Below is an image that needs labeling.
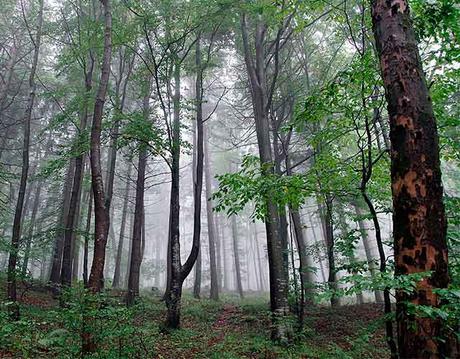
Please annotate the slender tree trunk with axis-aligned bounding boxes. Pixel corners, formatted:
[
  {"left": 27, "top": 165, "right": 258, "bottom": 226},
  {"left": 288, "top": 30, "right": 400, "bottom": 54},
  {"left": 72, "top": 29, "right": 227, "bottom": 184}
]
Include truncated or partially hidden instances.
[
  {"left": 220, "top": 215, "right": 228, "bottom": 291},
  {"left": 353, "top": 203, "right": 384, "bottom": 303},
  {"left": 126, "top": 83, "right": 150, "bottom": 306},
  {"left": 83, "top": 190, "right": 92, "bottom": 287},
  {"left": 215, "top": 214, "right": 222, "bottom": 291},
  {"left": 7, "top": 0, "right": 44, "bottom": 320},
  {"left": 309, "top": 214, "right": 326, "bottom": 283},
  {"left": 21, "top": 180, "right": 42, "bottom": 276},
  {"left": 49, "top": 160, "right": 75, "bottom": 286},
  {"left": 112, "top": 163, "right": 132, "bottom": 288},
  {"left": 318, "top": 198, "right": 339, "bottom": 307},
  {"left": 87, "top": 0, "right": 112, "bottom": 293},
  {"left": 254, "top": 224, "right": 265, "bottom": 292},
  {"left": 191, "top": 37, "right": 204, "bottom": 300},
  {"left": 204, "top": 125, "right": 218, "bottom": 300},
  {"left": 231, "top": 215, "right": 244, "bottom": 298},
  {"left": 289, "top": 208, "right": 314, "bottom": 300}
]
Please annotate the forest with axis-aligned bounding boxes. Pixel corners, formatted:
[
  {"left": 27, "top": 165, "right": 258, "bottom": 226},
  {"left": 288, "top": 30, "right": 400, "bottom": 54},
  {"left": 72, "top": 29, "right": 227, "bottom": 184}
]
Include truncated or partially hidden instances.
[{"left": 0, "top": 0, "right": 459, "bottom": 357}]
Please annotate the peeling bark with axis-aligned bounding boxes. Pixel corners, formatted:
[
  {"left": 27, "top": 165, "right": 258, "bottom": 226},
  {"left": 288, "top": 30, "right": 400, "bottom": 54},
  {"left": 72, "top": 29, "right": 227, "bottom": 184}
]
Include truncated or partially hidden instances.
[{"left": 372, "top": 0, "right": 453, "bottom": 356}]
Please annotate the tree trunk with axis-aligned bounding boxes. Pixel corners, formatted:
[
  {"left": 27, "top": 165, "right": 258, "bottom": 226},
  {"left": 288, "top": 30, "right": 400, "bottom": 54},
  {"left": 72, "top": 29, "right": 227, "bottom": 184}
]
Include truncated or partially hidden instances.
[
  {"left": 204, "top": 125, "right": 218, "bottom": 301},
  {"left": 289, "top": 208, "right": 315, "bottom": 300},
  {"left": 21, "top": 180, "right": 42, "bottom": 276},
  {"left": 231, "top": 215, "right": 244, "bottom": 298},
  {"left": 49, "top": 159, "right": 75, "bottom": 286},
  {"left": 372, "top": 0, "right": 452, "bottom": 355},
  {"left": 7, "top": 0, "right": 44, "bottom": 320},
  {"left": 318, "top": 198, "right": 339, "bottom": 307},
  {"left": 353, "top": 203, "right": 384, "bottom": 303},
  {"left": 191, "top": 36, "right": 204, "bottom": 300},
  {"left": 253, "top": 223, "right": 265, "bottom": 292},
  {"left": 87, "top": 0, "right": 112, "bottom": 293},
  {"left": 126, "top": 83, "right": 150, "bottom": 306},
  {"left": 240, "top": 14, "right": 291, "bottom": 341},
  {"left": 83, "top": 189, "right": 93, "bottom": 286},
  {"left": 112, "top": 163, "right": 132, "bottom": 288},
  {"left": 165, "top": 59, "right": 186, "bottom": 329}
]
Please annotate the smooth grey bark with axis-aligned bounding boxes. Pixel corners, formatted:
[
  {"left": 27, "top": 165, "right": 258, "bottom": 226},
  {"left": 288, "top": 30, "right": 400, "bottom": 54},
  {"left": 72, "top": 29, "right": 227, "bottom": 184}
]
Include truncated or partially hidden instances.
[
  {"left": 191, "top": 42, "right": 204, "bottom": 299},
  {"left": 112, "top": 163, "right": 132, "bottom": 288},
  {"left": 231, "top": 215, "right": 244, "bottom": 298},
  {"left": 204, "top": 125, "right": 218, "bottom": 300},
  {"left": 83, "top": 189, "right": 93, "bottom": 287}
]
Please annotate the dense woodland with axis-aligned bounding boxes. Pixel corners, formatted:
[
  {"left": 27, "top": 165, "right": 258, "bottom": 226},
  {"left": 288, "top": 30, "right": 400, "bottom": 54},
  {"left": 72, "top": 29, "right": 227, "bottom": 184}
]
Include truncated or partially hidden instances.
[{"left": 0, "top": 0, "right": 459, "bottom": 357}]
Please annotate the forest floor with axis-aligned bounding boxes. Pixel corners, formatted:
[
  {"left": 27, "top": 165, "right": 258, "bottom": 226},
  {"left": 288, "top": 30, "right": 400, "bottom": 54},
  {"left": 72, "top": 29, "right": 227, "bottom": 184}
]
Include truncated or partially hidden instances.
[{"left": 0, "top": 279, "right": 390, "bottom": 358}]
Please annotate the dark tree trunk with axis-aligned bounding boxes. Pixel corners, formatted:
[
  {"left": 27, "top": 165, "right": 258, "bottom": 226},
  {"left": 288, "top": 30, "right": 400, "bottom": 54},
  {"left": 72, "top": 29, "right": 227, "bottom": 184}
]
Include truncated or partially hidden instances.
[
  {"left": 21, "top": 180, "right": 42, "bottom": 276},
  {"left": 231, "top": 215, "right": 244, "bottom": 298},
  {"left": 7, "top": 0, "right": 44, "bottom": 320},
  {"left": 49, "top": 160, "right": 75, "bottom": 286},
  {"left": 191, "top": 36, "right": 204, "bottom": 300},
  {"left": 126, "top": 83, "right": 150, "bottom": 306},
  {"left": 112, "top": 163, "right": 132, "bottom": 288},
  {"left": 318, "top": 198, "right": 339, "bottom": 307},
  {"left": 241, "top": 14, "right": 291, "bottom": 341},
  {"left": 87, "top": 0, "right": 112, "bottom": 293},
  {"left": 372, "top": 0, "right": 453, "bottom": 356},
  {"left": 83, "top": 190, "right": 93, "bottom": 287},
  {"left": 165, "top": 59, "right": 185, "bottom": 329},
  {"left": 204, "top": 125, "right": 218, "bottom": 301}
]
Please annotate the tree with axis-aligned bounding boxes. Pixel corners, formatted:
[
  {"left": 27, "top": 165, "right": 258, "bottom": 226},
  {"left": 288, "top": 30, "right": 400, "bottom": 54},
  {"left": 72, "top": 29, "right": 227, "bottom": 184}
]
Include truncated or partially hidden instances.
[
  {"left": 6, "top": 0, "right": 44, "bottom": 320},
  {"left": 87, "top": 0, "right": 112, "bottom": 293},
  {"left": 127, "top": 80, "right": 151, "bottom": 306},
  {"left": 371, "top": 0, "right": 452, "bottom": 356}
]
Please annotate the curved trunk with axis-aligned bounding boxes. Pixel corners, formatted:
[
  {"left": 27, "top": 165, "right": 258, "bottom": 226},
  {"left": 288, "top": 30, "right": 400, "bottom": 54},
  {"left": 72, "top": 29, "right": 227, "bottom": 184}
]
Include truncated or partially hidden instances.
[{"left": 87, "top": 0, "right": 112, "bottom": 293}]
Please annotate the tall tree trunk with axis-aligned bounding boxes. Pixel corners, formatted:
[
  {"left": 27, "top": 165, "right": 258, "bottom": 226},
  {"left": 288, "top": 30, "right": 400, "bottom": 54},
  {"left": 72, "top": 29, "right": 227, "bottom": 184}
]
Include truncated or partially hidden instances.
[
  {"left": 204, "top": 125, "right": 218, "bottom": 301},
  {"left": 215, "top": 214, "right": 222, "bottom": 291},
  {"left": 220, "top": 215, "right": 228, "bottom": 291},
  {"left": 240, "top": 15, "right": 291, "bottom": 341},
  {"left": 7, "top": 0, "right": 44, "bottom": 320},
  {"left": 72, "top": 185, "right": 88, "bottom": 282},
  {"left": 21, "top": 180, "right": 42, "bottom": 276},
  {"left": 231, "top": 215, "right": 244, "bottom": 298},
  {"left": 372, "top": 0, "right": 453, "bottom": 355},
  {"left": 191, "top": 37, "right": 204, "bottom": 299},
  {"left": 112, "top": 163, "right": 132, "bottom": 288},
  {"left": 165, "top": 59, "right": 183, "bottom": 329},
  {"left": 87, "top": 0, "right": 112, "bottom": 293},
  {"left": 83, "top": 189, "right": 93, "bottom": 286},
  {"left": 49, "top": 160, "right": 75, "bottom": 286},
  {"left": 126, "top": 83, "right": 150, "bottom": 306}
]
